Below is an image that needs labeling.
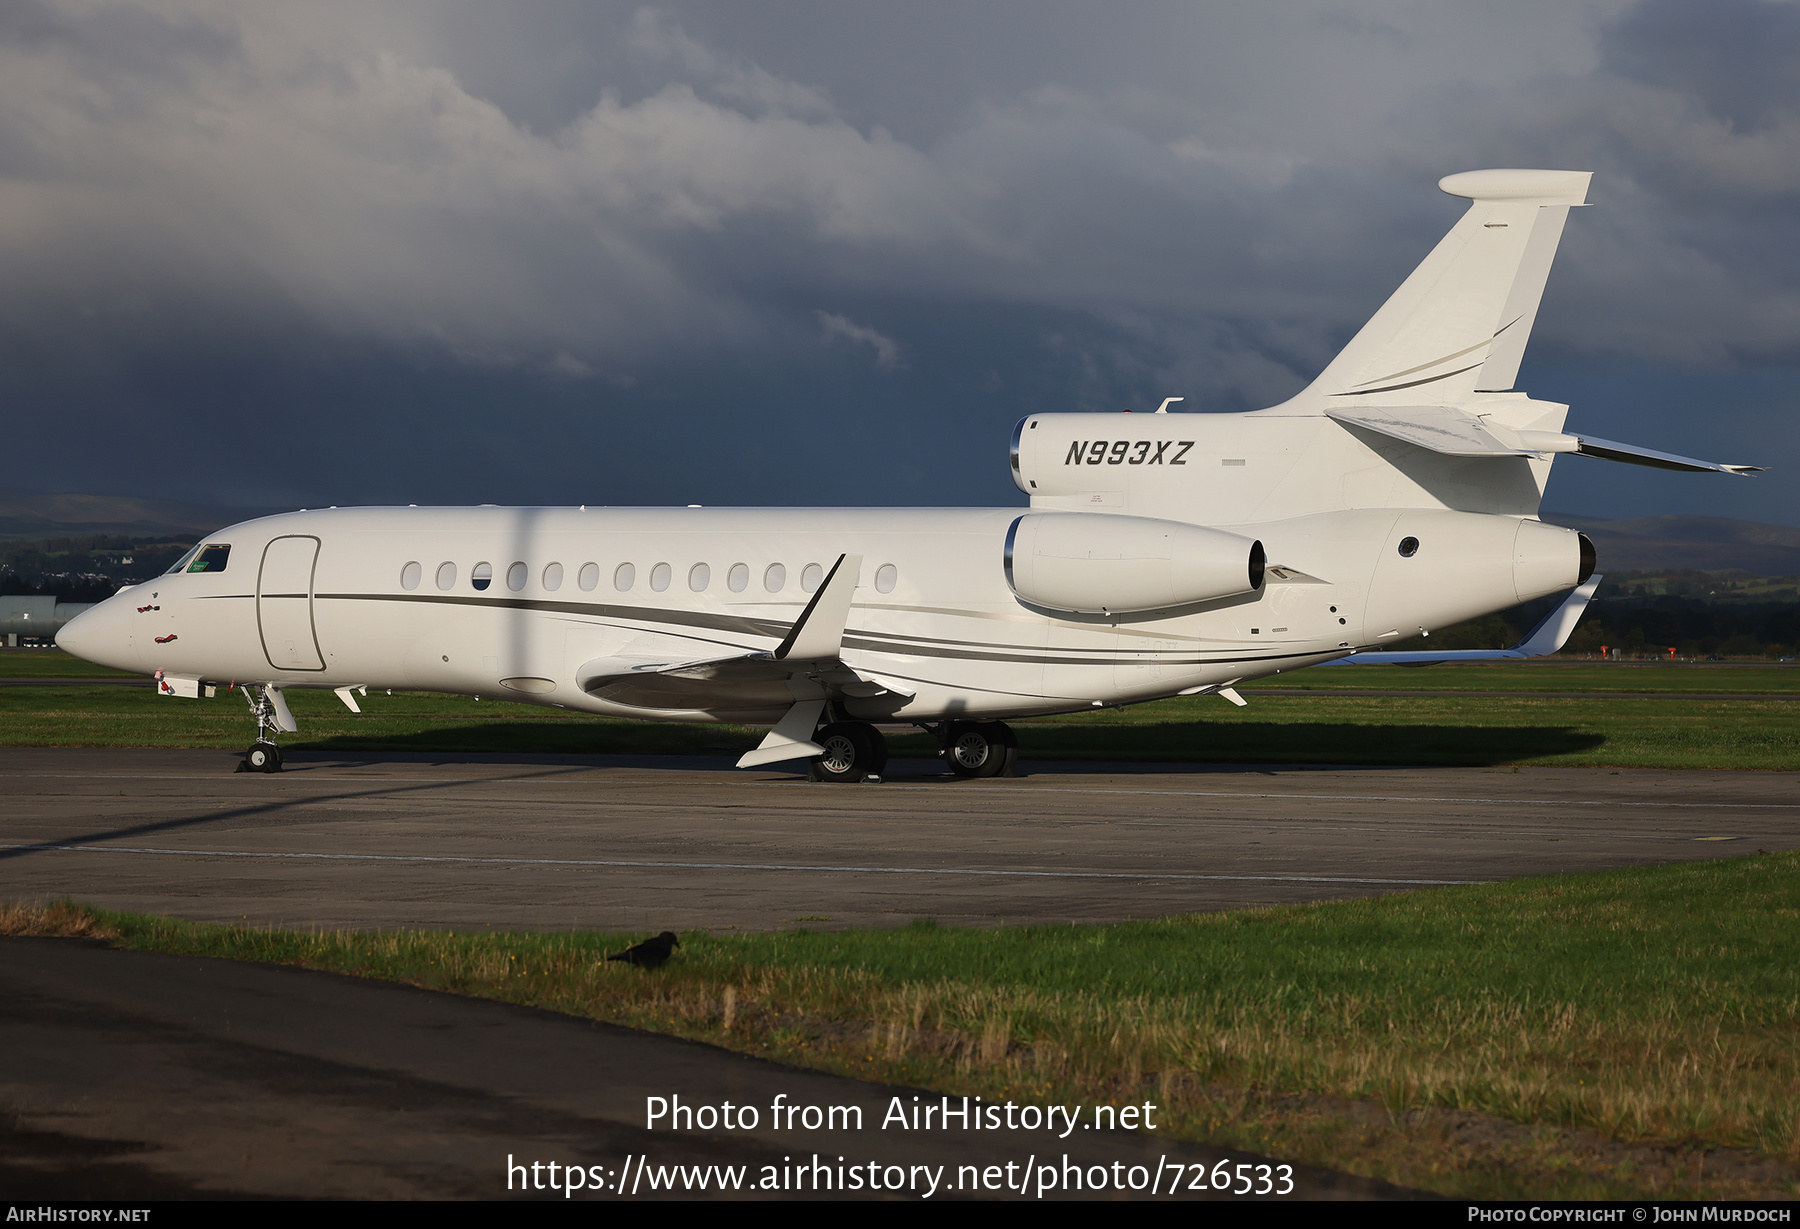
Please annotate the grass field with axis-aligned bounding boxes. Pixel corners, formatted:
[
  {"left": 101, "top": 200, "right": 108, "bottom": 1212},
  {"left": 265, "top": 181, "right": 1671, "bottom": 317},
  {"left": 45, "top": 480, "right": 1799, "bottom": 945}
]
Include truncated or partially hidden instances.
[
  {"left": 3, "top": 650, "right": 1797, "bottom": 769},
  {"left": 12, "top": 850, "right": 1800, "bottom": 1199}
]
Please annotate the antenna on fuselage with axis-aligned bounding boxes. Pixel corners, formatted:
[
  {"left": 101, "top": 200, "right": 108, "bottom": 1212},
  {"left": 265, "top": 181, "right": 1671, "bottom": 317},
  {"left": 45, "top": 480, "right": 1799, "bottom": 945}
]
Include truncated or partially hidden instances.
[{"left": 1154, "top": 397, "right": 1183, "bottom": 414}]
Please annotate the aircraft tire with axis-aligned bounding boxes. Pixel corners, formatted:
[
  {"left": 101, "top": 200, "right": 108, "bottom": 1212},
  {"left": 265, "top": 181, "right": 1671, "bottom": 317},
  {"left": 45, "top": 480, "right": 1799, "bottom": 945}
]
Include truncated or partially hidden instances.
[
  {"left": 945, "top": 721, "right": 1014, "bottom": 779},
  {"left": 811, "top": 722, "right": 884, "bottom": 783},
  {"left": 244, "top": 741, "right": 283, "bottom": 773}
]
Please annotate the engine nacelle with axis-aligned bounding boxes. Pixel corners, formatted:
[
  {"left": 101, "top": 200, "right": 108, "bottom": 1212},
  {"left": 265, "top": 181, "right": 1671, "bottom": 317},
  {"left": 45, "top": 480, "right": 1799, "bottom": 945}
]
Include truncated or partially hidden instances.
[{"left": 1004, "top": 513, "right": 1264, "bottom": 615}]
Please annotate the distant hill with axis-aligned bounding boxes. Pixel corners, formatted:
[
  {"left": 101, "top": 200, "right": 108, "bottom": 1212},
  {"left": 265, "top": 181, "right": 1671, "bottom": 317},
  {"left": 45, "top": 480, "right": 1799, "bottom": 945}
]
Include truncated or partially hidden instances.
[
  {"left": 0, "top": 491, "right": 286, "bottom": 540},
  {"left": 1543, "top": 513, "right": 1800, "bottom": 576}
]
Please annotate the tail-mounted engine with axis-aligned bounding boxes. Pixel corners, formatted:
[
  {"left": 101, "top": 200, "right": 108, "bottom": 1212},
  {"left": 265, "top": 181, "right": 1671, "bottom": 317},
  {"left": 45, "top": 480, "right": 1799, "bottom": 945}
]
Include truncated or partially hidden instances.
[{"left": 1005, "top": 513, "right": 1264, "bottom": 616}]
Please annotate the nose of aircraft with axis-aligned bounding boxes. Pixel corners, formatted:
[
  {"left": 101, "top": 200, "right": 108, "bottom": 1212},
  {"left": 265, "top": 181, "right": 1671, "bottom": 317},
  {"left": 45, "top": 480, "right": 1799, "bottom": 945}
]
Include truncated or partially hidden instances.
[{"left": 56, "top": 591, "right": 141, "bottom": 674}]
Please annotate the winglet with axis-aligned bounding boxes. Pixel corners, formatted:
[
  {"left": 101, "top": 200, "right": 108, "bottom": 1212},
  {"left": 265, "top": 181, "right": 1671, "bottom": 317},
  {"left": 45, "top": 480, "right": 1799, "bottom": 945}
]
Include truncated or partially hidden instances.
[{"left": 774, "top": 553, "right": 862, "bottom": 662}]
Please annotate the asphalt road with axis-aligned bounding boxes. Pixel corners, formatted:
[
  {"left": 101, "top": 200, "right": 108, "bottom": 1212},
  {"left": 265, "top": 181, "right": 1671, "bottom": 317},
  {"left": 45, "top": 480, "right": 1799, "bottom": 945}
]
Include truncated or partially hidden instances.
[
  {"left": 0, "top": 937, "right": 1412, "bottom": 1200},
  {"left": 2, "top": 747, "right": 1795, "bottom": 932}
]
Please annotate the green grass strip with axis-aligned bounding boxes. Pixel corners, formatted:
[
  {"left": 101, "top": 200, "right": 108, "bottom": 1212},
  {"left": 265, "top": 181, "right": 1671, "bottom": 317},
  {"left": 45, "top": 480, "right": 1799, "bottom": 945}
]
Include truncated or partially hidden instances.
[
  {"left": 13, "top": 851, "right": 1800, "bottom": 1198},
  {"left": 6, "top": 682, "right": 1798, "bottom": 769}
]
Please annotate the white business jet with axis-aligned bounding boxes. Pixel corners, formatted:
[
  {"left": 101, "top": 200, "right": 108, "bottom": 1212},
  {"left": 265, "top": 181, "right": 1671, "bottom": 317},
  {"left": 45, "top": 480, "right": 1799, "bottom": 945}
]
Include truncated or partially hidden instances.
[{"left": 57, "top": 169, "right": 1757, "bottom": 778}]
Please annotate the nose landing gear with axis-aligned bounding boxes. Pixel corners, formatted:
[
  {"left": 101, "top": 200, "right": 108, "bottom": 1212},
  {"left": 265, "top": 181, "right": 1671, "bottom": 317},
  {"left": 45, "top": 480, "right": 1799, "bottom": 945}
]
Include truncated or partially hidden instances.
[
  {"left": 235, "top": 684, "right": 286, "bottom": 774},
  {"left": 242, "top": 741, "right": 283, "bottom": 773}
]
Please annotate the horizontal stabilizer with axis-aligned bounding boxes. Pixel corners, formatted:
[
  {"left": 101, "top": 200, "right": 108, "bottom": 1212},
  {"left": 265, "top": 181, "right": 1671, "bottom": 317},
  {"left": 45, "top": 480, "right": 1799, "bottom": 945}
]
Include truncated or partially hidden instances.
[
  {"left": 1329, "top": 405, "right": 1760, "bottom": 475},
  {"left": 1335, "top": 574, "right": 1601, "bottom": 665},
  {"left": 1571, "top": 436, "right": 1762, "bottom": 476},
  {"left": 1328, "top": 405, "right": 1522, "bottom": 457}
]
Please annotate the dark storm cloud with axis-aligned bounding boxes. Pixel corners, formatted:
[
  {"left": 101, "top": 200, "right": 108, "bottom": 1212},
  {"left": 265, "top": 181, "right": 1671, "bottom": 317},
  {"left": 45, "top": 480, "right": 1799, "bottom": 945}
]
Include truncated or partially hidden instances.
[
  {"left": 0, "top": 1, "right": 1793, "bottom": 523},
  {"left": 1602, "top": 0, "right": 1800, "bottom": 132}
]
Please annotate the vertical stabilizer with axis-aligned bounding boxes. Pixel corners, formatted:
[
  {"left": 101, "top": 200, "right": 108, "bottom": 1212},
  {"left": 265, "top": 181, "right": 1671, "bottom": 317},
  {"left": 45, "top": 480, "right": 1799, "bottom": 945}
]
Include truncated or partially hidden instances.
[{"left": 1292, "top": 169, "right": 1591, "bottom": 408}]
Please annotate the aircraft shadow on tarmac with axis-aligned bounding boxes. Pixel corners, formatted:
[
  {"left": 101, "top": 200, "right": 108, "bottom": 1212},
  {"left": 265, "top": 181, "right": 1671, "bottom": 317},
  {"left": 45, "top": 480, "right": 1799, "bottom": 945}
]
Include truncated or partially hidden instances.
[{"left": 297, "top": 719, "right": 1608, "bottom": 770}]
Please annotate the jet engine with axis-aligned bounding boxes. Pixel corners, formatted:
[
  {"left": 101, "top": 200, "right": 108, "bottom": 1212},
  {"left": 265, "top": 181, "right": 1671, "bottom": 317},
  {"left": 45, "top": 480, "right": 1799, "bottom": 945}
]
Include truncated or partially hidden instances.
[{"left": 1004, "top": 513, "right": 1264, "bottom": 615}]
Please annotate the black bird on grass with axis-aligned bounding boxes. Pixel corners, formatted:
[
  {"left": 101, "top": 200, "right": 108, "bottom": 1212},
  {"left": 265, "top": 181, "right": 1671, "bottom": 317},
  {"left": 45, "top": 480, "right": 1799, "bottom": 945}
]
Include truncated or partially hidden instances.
[{"left": 607, "top": 931, "right": 680, "bottom": 969}]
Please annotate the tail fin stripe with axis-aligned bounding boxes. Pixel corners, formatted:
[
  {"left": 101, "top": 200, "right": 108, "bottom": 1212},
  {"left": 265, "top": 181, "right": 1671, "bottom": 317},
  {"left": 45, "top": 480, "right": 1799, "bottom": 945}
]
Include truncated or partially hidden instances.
[
  {"left": 1349, "top": 319, "right": 1518, "bottom": 390},
  {"left": 1334, "top": 361, "right": 1485, "bottom": 398}
]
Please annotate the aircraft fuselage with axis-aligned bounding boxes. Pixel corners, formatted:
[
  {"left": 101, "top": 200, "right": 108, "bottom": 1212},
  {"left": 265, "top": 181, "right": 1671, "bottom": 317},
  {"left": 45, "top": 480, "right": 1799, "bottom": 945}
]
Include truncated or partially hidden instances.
[{"left": 62, "top": 502, "right": 1583, "bottom": 724}]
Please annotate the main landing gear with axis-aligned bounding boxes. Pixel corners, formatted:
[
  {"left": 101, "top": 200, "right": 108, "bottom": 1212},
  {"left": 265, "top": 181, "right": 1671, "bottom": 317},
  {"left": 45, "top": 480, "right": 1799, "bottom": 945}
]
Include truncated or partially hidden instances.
[
  {"left": 803, "top": 718, "right": 1022, "bottom": 782},
  {"left": 236, "top": 684, "right": 285, "bottom": 774},
  {"left": 809, "top": 721, "right": 889, "bottom": 783},
  {"left": 939, "top": 720, "right": 1019, "bottom": 779}
]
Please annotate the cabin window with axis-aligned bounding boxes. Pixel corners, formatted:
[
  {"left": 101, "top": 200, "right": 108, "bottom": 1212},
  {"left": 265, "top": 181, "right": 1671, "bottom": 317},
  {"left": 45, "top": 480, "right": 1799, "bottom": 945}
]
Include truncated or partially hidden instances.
[
  {"left": 764, "top": 563, "right": 786, "bottom": 593},
  {"left": 400, "top": 561, "right": 422, "bottom": 591},
  {"left": 1398, "top": 537, "right": 1420, "bottom": 558},
  {"left": 875, "top": 563, "right": 897, "bottom": 593},
  {"left": 801, "top": 562, "right": 823, "bottom": 593},
  {"left": 436, "top": 562, "right": 457, "bottom": 590},
  {"left": 542, "top": 562, "right": 563, "bottom": 592},
  {"left": 728, "top": 563, "right": 749, "bottom": 593},
  {"left": 613, "top": 562, "right": 634, "bottom": 591},
  {"left": 507, "top": 561, "right": 528, "bottom": 592},
  {"left": 579, "top": 562, "right": 599, "bottom": 591},
  {"left": 471, "top": 562, "right": 493, "bottom": 591},
  {"left": 164, "top": 545, "right": 202, "bottom": 574},
  {"left": 688, "top": 563, "right": 710, "bottom": 592},
  {"left": 187, "top": 544, "right": 231, "bottom": 573},
  {"left": 650, "top": 562, "right": 671, "bottom": 592}
]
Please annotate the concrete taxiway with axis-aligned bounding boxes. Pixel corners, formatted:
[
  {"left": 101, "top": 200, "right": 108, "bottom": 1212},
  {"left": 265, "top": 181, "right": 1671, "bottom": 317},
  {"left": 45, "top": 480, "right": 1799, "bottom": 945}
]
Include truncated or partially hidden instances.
[{"left": 3, "top": 747, "right": 1795, "bottom": 932}]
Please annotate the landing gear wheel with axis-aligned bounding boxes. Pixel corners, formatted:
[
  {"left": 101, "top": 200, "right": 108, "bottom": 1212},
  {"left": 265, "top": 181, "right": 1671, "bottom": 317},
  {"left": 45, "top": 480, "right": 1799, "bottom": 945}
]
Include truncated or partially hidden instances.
[
  {"left": 809, "top": 722, "right": 888, "bottom": 783},
  {"left": 243, "top": 741, "right": 283, "bottom": 773},
  {"left": 944, "top": 721, "right": 1017, "bottom": 779}
]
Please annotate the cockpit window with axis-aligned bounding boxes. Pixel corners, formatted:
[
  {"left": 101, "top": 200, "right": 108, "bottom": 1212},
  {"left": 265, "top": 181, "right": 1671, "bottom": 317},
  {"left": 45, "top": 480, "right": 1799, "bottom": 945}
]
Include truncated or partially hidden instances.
[
  {"left": 187, "top": 544, "right": 231, "bottom": 573},
  {"left": 165, "top": 545, "right": 203, "bottom": 574}
]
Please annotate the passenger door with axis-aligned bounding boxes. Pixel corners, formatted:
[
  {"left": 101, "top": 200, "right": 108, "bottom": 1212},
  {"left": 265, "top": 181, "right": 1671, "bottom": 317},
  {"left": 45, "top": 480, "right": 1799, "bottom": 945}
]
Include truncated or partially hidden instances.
[{"left": 258, "top": 536, "right": 326, "bottom": 671}]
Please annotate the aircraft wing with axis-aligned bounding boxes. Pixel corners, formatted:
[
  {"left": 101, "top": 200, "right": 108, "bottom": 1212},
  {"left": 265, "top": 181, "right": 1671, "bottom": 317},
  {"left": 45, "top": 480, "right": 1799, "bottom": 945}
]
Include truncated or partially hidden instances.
[
  {"left": 1328, "top": 405, "right": 1759, "bottom": 475},
  {"left": 577, "top": 650, "right": 915, "bottom": 711},
  {"left": 571, "top": 553, "right": 913, "bottom": 768},
  {"left": 1332, "top": 574, "right": 1601, "bottom": 665}
]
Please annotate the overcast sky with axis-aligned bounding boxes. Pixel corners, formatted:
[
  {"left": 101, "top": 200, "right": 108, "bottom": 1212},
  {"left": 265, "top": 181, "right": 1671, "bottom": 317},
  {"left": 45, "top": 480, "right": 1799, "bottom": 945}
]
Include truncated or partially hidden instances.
[{"left": 1, "top": 0, "right": 1795, "bottom": 524}]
